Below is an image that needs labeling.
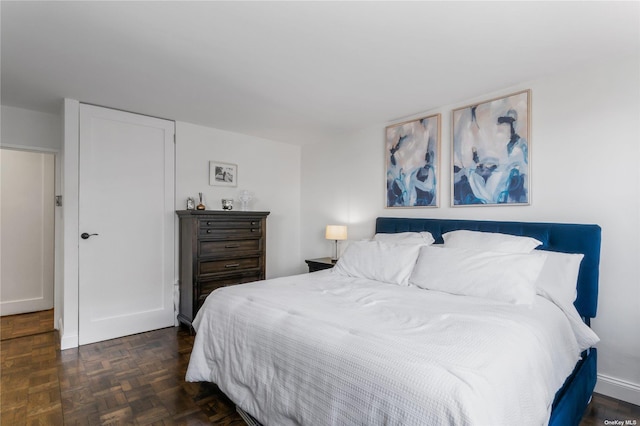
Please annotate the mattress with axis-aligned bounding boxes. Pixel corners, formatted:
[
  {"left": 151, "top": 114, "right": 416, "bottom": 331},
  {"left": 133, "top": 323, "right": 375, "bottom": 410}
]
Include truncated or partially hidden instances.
[{"left": 186, "top": 270, "right": 597, "bottom": 426}]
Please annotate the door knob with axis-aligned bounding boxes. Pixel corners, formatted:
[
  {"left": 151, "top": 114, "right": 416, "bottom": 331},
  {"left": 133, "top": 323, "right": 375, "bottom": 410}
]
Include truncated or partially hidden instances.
[{"left": 81, "top": 232, "right": 99, "bottom": 240}]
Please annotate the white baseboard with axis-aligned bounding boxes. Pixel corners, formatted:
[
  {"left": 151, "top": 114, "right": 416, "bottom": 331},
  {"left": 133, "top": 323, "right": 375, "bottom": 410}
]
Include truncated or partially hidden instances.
[
  {"left": 0, "top": 299, "right": 53, "bottom": 316},
  {"left": 596, "top": 373, "right": 640, "bottom": 406},
  {"left": 60, "top": 325, "right": 79, "bottom": 350}
]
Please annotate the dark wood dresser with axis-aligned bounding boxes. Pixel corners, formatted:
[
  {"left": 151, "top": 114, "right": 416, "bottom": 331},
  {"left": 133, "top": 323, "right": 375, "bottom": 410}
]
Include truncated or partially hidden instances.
[{"left": 176, "top": 210, "right": 270, "bottom": 328}]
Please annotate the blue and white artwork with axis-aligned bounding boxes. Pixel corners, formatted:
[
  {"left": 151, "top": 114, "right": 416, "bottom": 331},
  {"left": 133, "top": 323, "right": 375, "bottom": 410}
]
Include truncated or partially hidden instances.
[
  {"left": 452, "top": 90, "right": 530, "bottom": 206},
  {"left": 385, "top": 114, "right": 440, "bottom": 208}
]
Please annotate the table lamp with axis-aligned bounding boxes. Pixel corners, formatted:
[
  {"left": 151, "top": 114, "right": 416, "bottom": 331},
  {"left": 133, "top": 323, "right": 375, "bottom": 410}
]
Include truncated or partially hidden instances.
[{"left": 325, "top": 225, "right": 348, "bottom": 261}]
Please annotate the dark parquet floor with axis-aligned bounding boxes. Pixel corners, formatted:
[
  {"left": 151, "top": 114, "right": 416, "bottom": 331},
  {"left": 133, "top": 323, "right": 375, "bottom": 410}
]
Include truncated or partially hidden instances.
[
  {"left": 1, "top": 311, "right": 638, "bottom": 425},
  {"left": 1, "top": 323, "right": 243, "bottom": 425}
]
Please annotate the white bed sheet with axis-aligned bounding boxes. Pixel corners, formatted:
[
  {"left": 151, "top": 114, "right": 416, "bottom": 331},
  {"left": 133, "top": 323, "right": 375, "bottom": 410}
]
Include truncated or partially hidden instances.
[{"left": 186, "top": 270, "right": 594, "bottom": 426}]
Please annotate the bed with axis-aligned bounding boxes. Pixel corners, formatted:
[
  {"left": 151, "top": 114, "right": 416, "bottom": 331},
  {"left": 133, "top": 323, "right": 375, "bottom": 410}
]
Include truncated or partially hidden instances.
[{"left": 186, "top": 217, "right": 601, "bottom": 426}]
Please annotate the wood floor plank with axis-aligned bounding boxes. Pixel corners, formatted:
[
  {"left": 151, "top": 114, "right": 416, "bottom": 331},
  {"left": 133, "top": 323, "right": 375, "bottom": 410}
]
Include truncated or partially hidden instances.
[
  {"left": 0, "top": 313, "right": 638, "bottom": 425},
  {"left": 1, "top": 310, "right": 54, "bottom": 341}
]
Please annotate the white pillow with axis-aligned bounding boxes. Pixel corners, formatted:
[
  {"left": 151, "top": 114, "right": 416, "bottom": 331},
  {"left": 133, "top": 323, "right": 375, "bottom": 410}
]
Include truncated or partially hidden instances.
[
  {"left": 534, "top": 250, "right": 584, "bottom": 306},
  {"left": 373, "top": 232, "right": 435, "bottom": 246},
  {"left": 409, "top": 246, "right": 547, "bottom": 305},
  {"left": 333, "top": 240, "right": 422, "bottom": 286},
  {"left": 442, "top": 230, "right": 542, "bottom": 253}
]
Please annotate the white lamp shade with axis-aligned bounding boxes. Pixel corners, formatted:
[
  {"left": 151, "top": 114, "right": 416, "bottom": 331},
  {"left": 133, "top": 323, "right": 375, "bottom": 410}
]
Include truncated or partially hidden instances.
[{"left": 325, "top": 225, "right": 348, "bottom": 240}]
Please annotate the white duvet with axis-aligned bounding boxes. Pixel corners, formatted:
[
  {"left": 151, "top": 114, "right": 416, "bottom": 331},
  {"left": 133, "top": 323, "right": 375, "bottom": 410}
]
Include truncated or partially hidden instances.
[{"left": 186, "top": 270, "right": 598, "bottom": 426}]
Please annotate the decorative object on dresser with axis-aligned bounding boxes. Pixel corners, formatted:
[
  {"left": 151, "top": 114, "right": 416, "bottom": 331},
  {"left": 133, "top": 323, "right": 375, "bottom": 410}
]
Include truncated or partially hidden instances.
[
  {"left": 176, "top": 210, "right": 269, "bottom": 328},
  {"left": 196, "top": 192, "right": 205, "bottom": 210},
  {"left": 186, "top": 197, "right": 195, "bottom": 210},
  {"left": 305, "top": 257, "right": 335, "bottom": 273},
  {"left": 238, "top": 190, "right": 252, "bottom": 211},
  {"left": 221, "top": 199, "right": 233, "bottom": 210},
  {"left": 325, "top": 225, "right": 347, "bottom": 261}
]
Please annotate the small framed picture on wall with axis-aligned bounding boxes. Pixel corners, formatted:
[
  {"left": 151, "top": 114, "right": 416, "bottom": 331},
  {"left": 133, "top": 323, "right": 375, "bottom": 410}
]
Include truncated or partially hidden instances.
[{"left": 209, "top": 161, "right": 237, "bottom": 187}]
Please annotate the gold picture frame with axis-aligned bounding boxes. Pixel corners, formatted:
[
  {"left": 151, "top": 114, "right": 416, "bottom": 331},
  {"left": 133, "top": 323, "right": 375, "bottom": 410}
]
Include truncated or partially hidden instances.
[
  {"left": 451, "top": 90, "right": 531, "bottom": 206},
  {"left": 385, "top": 113, "right": 441, "bottom": 208}
]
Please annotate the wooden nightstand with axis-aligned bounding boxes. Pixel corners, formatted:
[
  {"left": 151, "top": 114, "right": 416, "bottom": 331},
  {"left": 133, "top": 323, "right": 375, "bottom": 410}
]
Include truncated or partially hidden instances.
[{"left": 305, "top": 257, "right": 336, "bottom": 272}]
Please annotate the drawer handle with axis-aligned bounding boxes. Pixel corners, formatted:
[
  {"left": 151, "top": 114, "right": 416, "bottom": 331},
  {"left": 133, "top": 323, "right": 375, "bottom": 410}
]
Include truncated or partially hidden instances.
[
  {"left": 207, "top": 221, "right": 213, "bottom": 226},
  {"left": 206, "top": 229, "right": 213, "bottom": 234},
  {"left": 251, "top": 228, "right": 257, "bottom": 232},
  {"left": 225, "top": 244, "right": 240, "bottom": 248},
  {"left": 225, "top": 263, "right": 240, "bottom": 268},
  {"left": 251, "top": 221, "right": 257, "bottom": 225}
]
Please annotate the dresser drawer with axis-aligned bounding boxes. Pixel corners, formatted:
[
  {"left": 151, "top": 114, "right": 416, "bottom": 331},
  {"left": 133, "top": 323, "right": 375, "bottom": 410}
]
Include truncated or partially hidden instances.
[
  {"left": 197, "top": 273, "right": 262, "bottom": 308},
  {"left": 199, "top": 221, "right": 262, "bottom": 239},
  {"left": 199, "top": 239, "right": 261, "bottom": 257},
  {"left": 198, "top": 257, "right": 260, "bottom": 275},
  {"left": 199, "top": 228, "right": 262, "bottom": 239},
  {"left": 200, "top": 218, "right": 262, "bottom": 228}
]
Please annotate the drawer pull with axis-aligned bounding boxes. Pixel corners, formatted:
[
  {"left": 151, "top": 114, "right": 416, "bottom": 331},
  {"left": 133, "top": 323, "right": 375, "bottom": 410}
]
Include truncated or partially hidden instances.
[
  {"left": 207, "top": 221, "right": 213, "bottom": 226},
  {"left": 225, "top": 244, "right": 240, "bottom": 248},
  {"left": 206, "top": 229, "right": 213, "bottom": 234},
  {"left": 225, "top": 263, "right": 240, "bottom": 268},
  {"left": 251, "top": 228, "right": 257, "bottom": 232},
  {"left": 251, "top": 221, "right": 257, "bottom": 225}
]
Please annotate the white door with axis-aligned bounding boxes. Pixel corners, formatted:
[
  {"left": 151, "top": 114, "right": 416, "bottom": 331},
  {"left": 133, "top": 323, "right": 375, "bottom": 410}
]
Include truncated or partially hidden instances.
[
  {"left": 78, "top": 105, "right": 175, "bottom": 345},
  {"left": 0, "top": 149, "right": 55, "bottom": 316}
]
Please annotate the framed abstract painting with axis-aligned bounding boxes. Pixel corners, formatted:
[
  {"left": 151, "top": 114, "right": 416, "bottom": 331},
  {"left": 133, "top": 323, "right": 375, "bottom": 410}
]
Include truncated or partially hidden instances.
[
  {"left": 452, "top": 90, "right": 530, "bottom": 206},
  {"left": 385, "top": 114, "right": 441, "bottom": 208}
]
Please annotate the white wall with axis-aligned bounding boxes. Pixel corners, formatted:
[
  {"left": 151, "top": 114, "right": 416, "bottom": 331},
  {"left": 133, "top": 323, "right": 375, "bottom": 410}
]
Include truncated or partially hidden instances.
[
  {"left": 301, "top": 54, "right": 640, "bottom": 404},
  {"left": 1, "top": 105, "right": 62, "bottom": 152},
  {"left": 176, "top": 121, "right": 302, "bottom": 279}
]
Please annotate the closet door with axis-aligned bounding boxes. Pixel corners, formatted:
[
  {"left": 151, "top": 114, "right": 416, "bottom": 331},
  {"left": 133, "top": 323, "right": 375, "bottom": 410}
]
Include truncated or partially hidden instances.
[{"left": 78, "top": 105, "right": 175, "bottom": 345}]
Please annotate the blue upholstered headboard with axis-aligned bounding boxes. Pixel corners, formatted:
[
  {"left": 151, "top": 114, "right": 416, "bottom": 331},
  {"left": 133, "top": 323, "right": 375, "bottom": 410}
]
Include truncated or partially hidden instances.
[{"left": 375, "top": 217, "right": 601, "bottom": 321}]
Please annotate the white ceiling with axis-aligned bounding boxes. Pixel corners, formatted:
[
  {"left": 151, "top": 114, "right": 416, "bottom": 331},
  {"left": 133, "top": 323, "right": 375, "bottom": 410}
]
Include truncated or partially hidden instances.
[{"left": 2, "top": 1, "right": 638, "bottom": 146}]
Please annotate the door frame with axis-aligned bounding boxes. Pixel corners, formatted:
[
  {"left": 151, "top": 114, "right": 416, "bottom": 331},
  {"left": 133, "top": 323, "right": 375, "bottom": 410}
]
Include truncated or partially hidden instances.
[{"left": 0, "top": 145, "right": 62, "bottom": 325}]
